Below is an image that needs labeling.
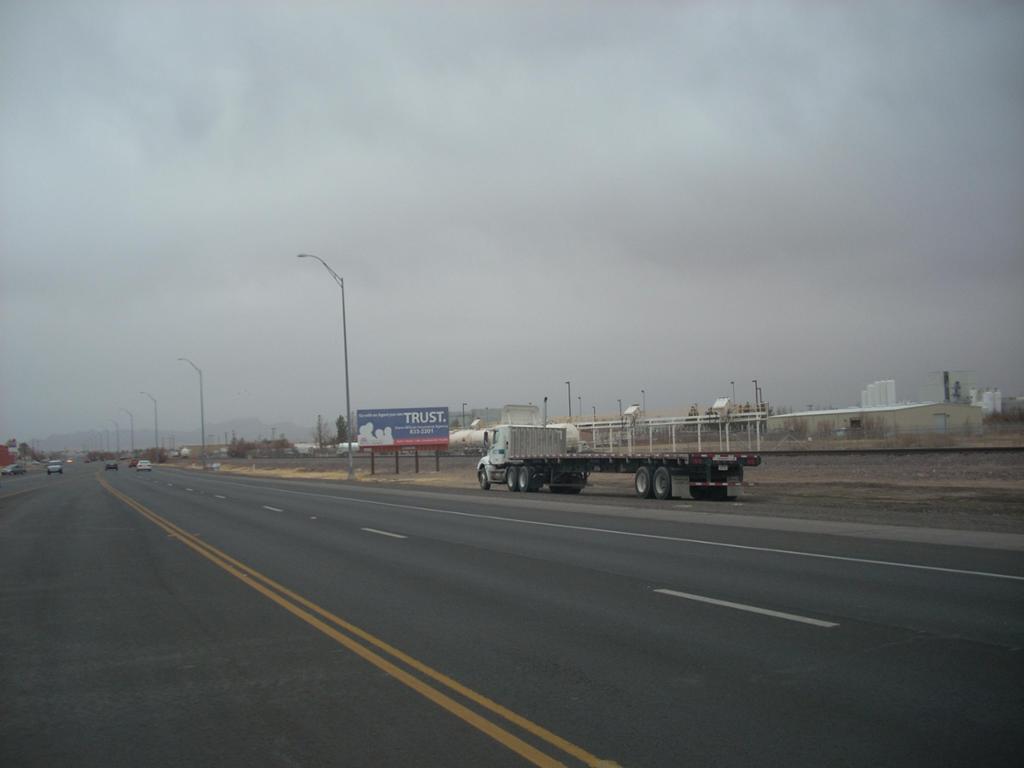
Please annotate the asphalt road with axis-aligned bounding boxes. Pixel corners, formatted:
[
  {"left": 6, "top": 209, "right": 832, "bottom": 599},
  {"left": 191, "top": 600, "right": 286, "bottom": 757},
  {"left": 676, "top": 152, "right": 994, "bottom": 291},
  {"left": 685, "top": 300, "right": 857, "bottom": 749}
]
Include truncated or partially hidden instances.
[{"left": 2, "top": 464, "right": 1022, "bottom": 767}]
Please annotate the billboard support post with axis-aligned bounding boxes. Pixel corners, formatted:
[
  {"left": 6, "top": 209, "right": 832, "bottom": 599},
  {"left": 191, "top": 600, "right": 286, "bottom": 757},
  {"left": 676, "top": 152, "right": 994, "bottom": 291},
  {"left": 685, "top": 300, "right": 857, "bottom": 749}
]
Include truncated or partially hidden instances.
[
  {"left": 395, "top": 451, "right": 399, "bottom": 474},
  {"left": 414, "top": 450, "right": 419, "bottom": 474}
]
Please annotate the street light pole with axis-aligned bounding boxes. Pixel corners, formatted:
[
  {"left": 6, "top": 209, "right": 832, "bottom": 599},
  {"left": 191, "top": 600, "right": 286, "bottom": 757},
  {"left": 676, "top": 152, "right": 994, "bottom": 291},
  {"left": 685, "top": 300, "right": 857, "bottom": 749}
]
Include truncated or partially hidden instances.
[
  {"left": 577, "top": 395, "right": 582, "bottom": 421},
  {"left": 120, "top": 408, "right": 135, "bottom": 454},
  {"left": 109, "top": 418, "right": 121, "bottom": 455},
  {"left": 730, "top": 380, "right": 736, "bottom": 402},
  {"left": 140, "top": 392, "right": 159, "bottom": 458},
  {"left": 565, "top": 381, "right": 571, "bottom": 423},
  {"left": 462, "top": 402, "right": 467, "bottom": 430},
  {"left": 752, "top": 379, "right": 760, "bottom": 451},
  {"left": 298, "top": 254, "right": 355, "bottom": 481},
  {"left": 641, "top": 389, "right": 646, "bottom": 420},
  {"left": 178, "top": 358, "right": 206, "bottom": 469}
]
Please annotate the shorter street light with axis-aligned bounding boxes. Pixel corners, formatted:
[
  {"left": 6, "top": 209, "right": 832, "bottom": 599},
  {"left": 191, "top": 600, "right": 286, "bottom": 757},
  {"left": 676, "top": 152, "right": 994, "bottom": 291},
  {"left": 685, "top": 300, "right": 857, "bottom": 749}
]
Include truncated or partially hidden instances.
[
  {"left": 109, "top": 418, "right": 121, "bottom": 455},
  {"left": 140, "top": 392, "right": 159, "bottom": 458},
  {"left": 120, "top": 408, "right": 135, "bottom": 454},
  {"left": 178, "top": 358, "right": 206, "bottom": 469}
]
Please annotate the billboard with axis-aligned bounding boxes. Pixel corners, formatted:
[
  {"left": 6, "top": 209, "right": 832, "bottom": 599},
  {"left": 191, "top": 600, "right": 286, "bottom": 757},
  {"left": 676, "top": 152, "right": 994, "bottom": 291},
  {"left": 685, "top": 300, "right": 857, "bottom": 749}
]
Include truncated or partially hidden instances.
[{"left": 356, "top": 407, "right": 449, "bottom": 449}]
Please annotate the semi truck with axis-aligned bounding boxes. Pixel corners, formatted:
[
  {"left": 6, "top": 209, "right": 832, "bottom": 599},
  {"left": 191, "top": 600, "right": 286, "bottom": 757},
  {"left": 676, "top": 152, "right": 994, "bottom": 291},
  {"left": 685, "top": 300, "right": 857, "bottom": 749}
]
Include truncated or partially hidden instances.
[{"left": 477, "top": 424, "right": 760, "bottom": 501}]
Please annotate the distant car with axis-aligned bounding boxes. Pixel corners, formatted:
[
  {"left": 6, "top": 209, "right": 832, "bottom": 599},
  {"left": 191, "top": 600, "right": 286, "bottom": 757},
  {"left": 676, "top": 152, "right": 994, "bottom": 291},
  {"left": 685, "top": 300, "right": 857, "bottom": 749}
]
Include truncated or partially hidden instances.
[
  {"left": 105, "top": 461, "right": 119, "bottom": 471},
  {"left": 2, "top": 464, "right": 27, "bottom": 476},
  {"left": 46, "top": 461, "right": 63, "bottom": 475},
  {"left": 129, "top": 458, "right": 139, "bottom": 468},
  {"left": 136, "top": 460, "right": 152, "bottom": 472}
]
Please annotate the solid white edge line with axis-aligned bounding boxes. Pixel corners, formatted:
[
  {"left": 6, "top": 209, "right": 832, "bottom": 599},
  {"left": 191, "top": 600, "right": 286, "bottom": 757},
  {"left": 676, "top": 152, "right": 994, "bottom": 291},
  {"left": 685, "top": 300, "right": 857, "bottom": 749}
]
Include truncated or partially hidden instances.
[
  {"left": 214, "top": 494, "right": 226, "bottom": 499},
  {"left": 361, "top": 527, "right": 408, "bottom": 539},
  {"left": 654, "top": 588, "right": 838, "bottom": 628},
  {"left": 262, "top": 505, "right": 284, "bottom": 512},
  {"left": 154, "top": 471, "right": 1024, "bottom": 582}
]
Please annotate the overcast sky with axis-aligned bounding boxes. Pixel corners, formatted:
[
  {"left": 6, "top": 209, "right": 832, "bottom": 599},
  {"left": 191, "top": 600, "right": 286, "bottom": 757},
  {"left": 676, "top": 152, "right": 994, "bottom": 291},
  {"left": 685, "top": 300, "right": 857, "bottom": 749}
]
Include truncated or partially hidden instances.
[{"left": 2, "top": 1, "right": 1022, "bottom": 442}]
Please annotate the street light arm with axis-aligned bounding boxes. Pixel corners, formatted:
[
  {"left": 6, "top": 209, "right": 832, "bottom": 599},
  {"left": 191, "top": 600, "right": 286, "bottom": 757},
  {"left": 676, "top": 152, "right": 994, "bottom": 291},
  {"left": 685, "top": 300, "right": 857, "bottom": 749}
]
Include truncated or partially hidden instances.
[
  {"left": 297, "top": 254, "right": 344, "bottom": 290},
  {"left": 178, "top": 357, "right": 201, "bottom": 375}
]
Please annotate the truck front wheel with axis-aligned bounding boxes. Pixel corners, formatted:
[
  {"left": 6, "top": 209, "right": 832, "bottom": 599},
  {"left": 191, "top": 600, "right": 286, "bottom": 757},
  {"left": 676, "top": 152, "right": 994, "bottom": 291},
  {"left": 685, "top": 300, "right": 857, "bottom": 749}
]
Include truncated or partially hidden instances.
[
  {"left": 506, "top": 466, "right": 519, "bottom": 491},
  {"left": 478, "top": 469, "right": 491, "bottom": 490}
]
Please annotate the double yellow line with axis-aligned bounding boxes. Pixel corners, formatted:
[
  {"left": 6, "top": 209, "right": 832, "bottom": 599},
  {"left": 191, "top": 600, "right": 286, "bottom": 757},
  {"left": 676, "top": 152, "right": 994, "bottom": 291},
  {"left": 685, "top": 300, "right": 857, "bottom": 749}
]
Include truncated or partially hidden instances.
[{"left": 99, "top": 477, "right": 617, "bottom": 768}]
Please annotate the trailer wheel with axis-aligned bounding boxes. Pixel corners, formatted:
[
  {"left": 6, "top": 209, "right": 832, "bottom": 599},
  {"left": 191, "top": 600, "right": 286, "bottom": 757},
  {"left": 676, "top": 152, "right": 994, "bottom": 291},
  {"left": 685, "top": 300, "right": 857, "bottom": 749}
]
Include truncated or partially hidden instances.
[
  {"left": 478, "top": 470, "right": 491, "bottom": 490},
  {"left": 634, "top": 466, "right": 654, "bottom": 499},
  {"left": 506, "top": 466, "right": 519, "bottom": 491},
  {"left": 518, "top": 466, "right": 533, "bottom": 493},
  {"left": 653, "top": 467, "right": 673, "bottom": 500}
]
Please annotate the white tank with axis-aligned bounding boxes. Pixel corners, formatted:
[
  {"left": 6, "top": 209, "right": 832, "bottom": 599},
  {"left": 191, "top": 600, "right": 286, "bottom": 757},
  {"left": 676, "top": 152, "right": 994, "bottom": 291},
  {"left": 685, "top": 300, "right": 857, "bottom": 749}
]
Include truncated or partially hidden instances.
[
  {"left": 994, "top": 389, "right": 1002, "bottom": 413},
  {"left": 885, "top": 380, "right": 896, "bottom": 406},
  {"left": 545, "top": 423, "right": 580, "bottom": 452},
  {"left": 981, "top": 391, "right": 994, "bottom": 415},
  {"left": 448, "top": 429, "right": 488, "bottom": 452}
]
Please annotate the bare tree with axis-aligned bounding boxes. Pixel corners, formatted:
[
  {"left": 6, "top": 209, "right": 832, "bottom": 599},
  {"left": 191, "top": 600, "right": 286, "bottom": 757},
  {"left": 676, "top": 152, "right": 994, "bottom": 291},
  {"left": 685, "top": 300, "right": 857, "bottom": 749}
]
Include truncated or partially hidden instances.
[{"left": 314, "top": 414, "right": 332, "bottom": 450}]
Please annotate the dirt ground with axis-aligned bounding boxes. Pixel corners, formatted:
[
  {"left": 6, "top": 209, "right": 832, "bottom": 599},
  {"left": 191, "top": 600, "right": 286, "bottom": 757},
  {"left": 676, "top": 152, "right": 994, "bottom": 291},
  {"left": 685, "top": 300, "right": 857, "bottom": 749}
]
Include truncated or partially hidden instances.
[{"left": 189, "top": 451, "right": 1024, "bottom": 534}]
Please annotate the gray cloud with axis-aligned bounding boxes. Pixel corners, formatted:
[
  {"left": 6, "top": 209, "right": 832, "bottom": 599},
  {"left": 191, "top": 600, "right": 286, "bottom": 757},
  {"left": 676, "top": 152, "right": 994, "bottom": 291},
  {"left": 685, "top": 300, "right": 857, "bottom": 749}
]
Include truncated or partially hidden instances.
[{"left": 2, "top": 1, "right": 1022, "bottom": 443}]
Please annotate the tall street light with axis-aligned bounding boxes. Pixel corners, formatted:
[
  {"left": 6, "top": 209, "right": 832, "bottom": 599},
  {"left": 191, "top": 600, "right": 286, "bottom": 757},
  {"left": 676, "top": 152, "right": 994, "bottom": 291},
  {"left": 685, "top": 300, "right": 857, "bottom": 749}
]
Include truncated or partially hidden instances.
[
  {"left": 462, "top": 402, "right": 467, "bottom": 430},
  {"left": 109, "top": 418, "right": 121, "bottom": 455},
  {"left": 140, "top": 392, "right": 159, "bottom": 458},
  {"left": 577, "top": 395, "right": 582, "bottom": 421},
  {"left": 178, "top": 358, "right": 206, "bottom": 469},
  {"left": 730, "top": 380, "right": 736, "bottom": 402},
  {"left": 641, "top": 389, "right": 646, "bottom": 419},
  {"left": 565, "top": 381, "right": 571, "bottom": 422},
  {"left": 120, "top": 408, "right": 135, "bottom": 455},
  {"left": 297, "top": 254, "right": 354, "bottom": 480}
]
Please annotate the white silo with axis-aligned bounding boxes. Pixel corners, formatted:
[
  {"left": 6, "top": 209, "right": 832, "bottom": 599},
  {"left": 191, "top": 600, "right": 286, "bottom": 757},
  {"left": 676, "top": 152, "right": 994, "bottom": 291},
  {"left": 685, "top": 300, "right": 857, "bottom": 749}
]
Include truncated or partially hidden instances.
[
  {"left": 982, "top": 391, "right": 994, "bottom": 415},
  {"left": 994, "top": 389, "right": 1003, "bottom": 413},
  {"left": 885, "top": 380, "right": 896, "bottom": 406},
  {"left": 867, "top": 382, "right": 879, "bottom": 407},
  {"left": 861, "top": 389, "right": 869, "bottom": 409}
]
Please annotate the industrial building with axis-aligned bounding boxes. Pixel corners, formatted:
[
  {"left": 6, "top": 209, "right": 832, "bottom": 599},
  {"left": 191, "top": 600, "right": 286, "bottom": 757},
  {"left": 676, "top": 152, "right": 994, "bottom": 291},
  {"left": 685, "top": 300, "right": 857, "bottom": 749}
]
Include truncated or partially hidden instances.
[{"left": 767, "top": 402, "right": 983, "bottom": 438}]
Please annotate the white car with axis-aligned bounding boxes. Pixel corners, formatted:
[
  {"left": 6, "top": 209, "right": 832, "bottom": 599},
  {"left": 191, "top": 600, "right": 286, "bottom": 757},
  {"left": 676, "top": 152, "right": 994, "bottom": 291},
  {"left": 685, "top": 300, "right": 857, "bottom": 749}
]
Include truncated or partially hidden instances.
[
  {"left": 46, "top": 461, "right": 63, "bottom": 475},
  {"left": 136, "top": 460, "right": 153, "bottom": 472}
]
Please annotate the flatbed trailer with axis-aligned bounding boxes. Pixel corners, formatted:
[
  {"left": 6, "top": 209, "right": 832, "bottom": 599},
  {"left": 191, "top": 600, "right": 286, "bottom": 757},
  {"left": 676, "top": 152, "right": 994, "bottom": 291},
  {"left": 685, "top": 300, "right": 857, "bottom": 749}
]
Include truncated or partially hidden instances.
[{"left": 477, "top": 425, "right": 761, "bottom": 501}]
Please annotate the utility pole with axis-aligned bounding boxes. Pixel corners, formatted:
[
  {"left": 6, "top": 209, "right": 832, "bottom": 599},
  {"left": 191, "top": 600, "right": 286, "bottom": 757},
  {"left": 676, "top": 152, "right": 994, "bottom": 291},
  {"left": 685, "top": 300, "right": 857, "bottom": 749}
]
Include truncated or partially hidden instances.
[{"left": 565, "top": 381, "right": 571, "bottom": 423}]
